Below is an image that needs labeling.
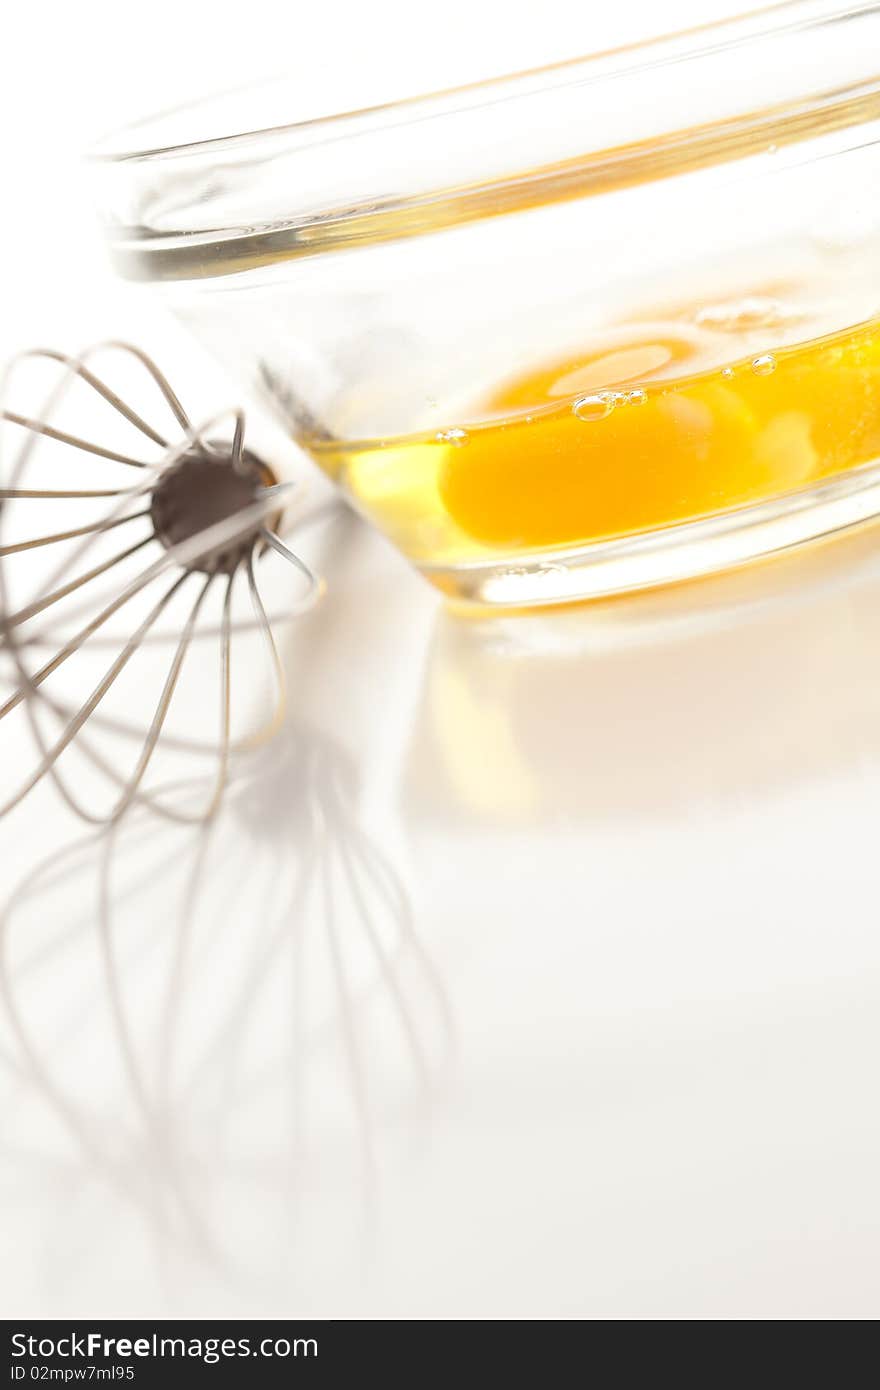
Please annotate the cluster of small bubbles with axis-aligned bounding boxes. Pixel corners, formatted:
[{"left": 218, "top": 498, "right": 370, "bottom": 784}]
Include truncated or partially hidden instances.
[
  {"left": 572, "top": 387, "right": 652, "bottom": 420},
  {"left": 572, "top": 392, "right": 615, "bottom": 422},
  {"left": 436, "top": 427, "right": 469, "bottom": 446},
  {"left": 721, "top": 366, "right": 736, "bottom": 380},
  {"left": 750, "top": 353, "right": 777, "bottom": 377},
  {"left": 695, "top": 296, "right": 786, "bottom": 332}
]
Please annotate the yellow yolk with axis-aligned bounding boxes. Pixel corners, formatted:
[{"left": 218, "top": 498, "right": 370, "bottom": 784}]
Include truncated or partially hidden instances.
[{"left": 438, "top": 320, "right": 880, "bottom": 548}]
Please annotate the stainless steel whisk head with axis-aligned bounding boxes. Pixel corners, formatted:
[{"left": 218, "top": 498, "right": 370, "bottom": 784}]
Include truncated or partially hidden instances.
[{"left": 0, "top": 341, "right": 323, "bottom": 825}]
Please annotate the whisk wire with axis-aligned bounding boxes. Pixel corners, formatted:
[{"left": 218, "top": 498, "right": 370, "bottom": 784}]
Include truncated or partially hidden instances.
[
  {"left": 106, "top": 572, "right": 216, "bottom": 824},
  {"left": 0, "top": 570, "right": 191, "bottom": 820},
  {"left": 260, "top": 527, "right": 323, "bottom": 604},
  {"left": 0, "top": 486, "right": 143, "bottom": 500},
  {"left": 0, "top": 412, "right": 157, "bottom": 470},
  {"left": 16, "top": 348, "right": 172, "bottom": 449},
  {"left": 3, "top": 537, "right": 155, "bottom": 632},
  {"left": 243, "top": 549, "right": 286, "bottom": 748},
  {"left": 0, "top": 342, "right": 325, "bottom": 825},
  {"left": 0, "top": 507, "right": 151, "bottom": 559}
]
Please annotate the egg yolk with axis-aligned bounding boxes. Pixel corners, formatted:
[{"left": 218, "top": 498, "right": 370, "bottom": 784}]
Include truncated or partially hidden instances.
[{"left": 438, "top": 320, "right": 880, "bottom": 547}]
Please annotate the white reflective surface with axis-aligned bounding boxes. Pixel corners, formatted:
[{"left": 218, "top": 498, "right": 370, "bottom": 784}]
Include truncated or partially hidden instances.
[
  {"left": 2, "top": 0, "right": 879, "bottom": 1322},
  {"left": 3, "top": 507, "right": 880, "bottom": 1318}
]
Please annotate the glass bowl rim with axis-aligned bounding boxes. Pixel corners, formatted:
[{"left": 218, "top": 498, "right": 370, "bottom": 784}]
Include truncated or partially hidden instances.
[{"left": 90, "top": 0, "right": 868, "bottom": 163}]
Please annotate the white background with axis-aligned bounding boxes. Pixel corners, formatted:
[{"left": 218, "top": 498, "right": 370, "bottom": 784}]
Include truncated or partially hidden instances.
[{"left": 2, "top": 0, "right": 879, "bottom": 1320}]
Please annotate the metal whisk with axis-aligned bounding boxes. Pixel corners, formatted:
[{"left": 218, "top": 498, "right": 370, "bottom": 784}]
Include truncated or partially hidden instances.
[{"left": 0, "top": 341, "right": 324, "bottom": 825}]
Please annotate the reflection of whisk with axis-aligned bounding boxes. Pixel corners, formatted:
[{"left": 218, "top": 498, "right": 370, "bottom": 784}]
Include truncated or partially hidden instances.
[
  {"left": 0, "top": 721, "right": 454, "bottom": 1303},
  {"left": 0, "top": 342, "right": 324, "bottom": 825}
]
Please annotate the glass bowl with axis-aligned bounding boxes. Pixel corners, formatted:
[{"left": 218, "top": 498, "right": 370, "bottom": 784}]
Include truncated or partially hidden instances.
[{"left": 93, "top": 1, "right": 880, "bottom": 606}]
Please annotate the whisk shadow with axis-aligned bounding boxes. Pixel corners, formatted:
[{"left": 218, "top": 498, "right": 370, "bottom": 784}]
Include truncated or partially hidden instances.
[{"left": 0, "top": 713, "right": 455, "bottom": 1307}]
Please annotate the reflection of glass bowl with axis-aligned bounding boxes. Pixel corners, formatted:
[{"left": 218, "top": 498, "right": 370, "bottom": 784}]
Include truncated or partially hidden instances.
[
  {"left": 404, "top": 523, "right": 880, "bottom": 825},
  {"left": 94, "top": 3, "right": 880, "bottom": 606}
]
